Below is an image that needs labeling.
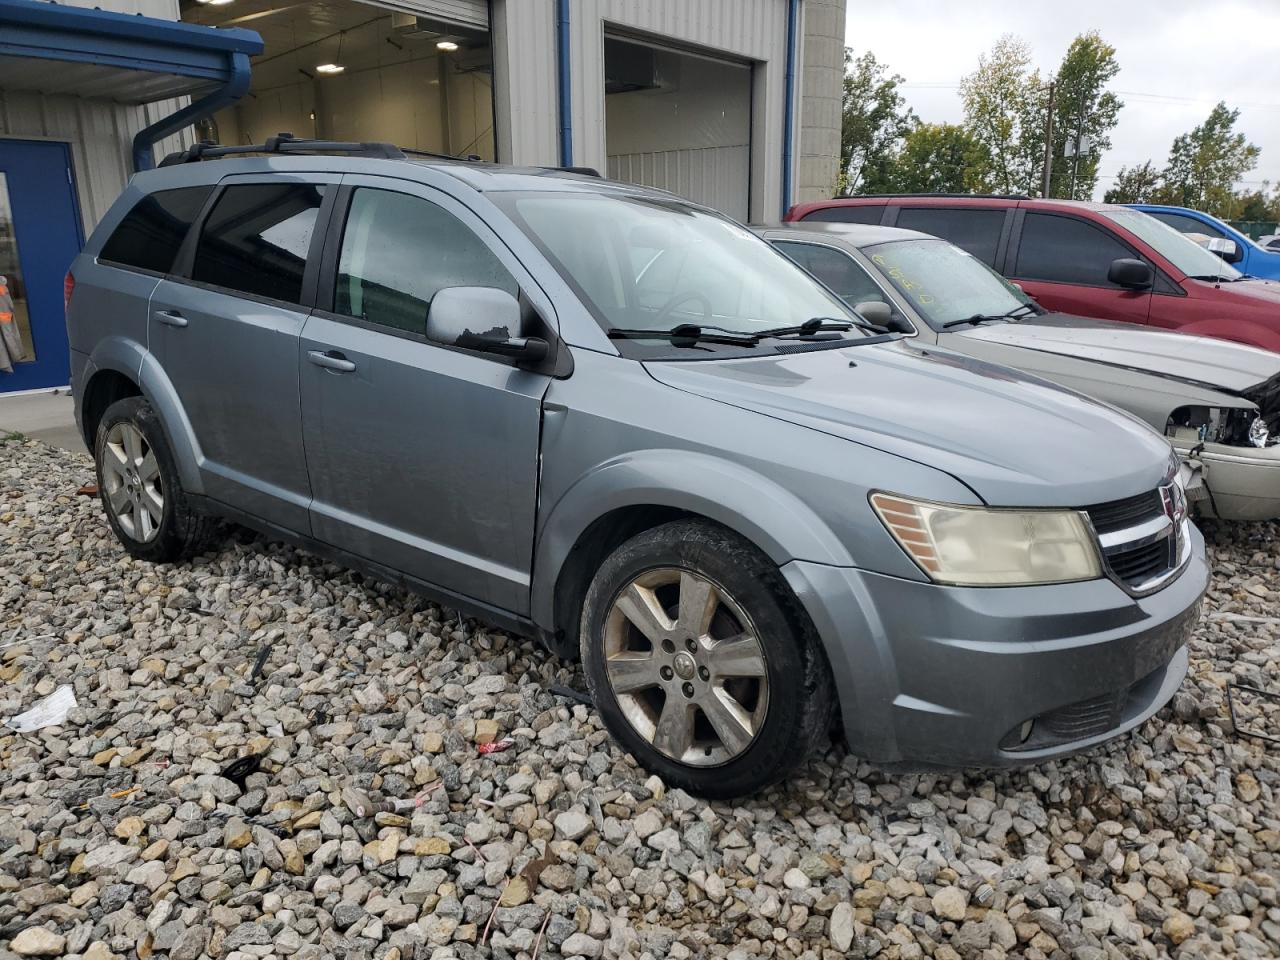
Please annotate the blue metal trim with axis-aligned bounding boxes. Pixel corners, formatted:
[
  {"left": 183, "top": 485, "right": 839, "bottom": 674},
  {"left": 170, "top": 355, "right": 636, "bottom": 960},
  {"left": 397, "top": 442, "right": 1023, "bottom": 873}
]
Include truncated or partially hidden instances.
[
  {"left": 0, "top": 0, "right": 261, "bottom": 55},
  {"left": 132, "top": 52, "right": 252, "bottom": 171},
  {"left": 556, "top": 0, "right": 572, "bottom": 167},
  {"left": 781, "top": 0, "right": 799, "bottom": 218},
  {"left": 0, "top": 0, "right": 264, "bottom": 173}
]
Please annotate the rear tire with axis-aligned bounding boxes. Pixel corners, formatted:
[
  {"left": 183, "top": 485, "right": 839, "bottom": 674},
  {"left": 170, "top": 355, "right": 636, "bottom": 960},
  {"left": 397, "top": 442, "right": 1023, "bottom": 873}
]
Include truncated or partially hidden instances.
[
  {"left": 580, "top": 519, "right": 833, "bottom": 798},
  {"left": 95, "top": 396, "right": 215, "bottom": 563}
]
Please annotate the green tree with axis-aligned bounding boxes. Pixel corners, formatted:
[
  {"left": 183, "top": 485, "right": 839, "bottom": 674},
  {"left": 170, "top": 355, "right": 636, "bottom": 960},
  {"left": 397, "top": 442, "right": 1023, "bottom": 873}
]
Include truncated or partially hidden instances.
[
  {"left": 1102, "top": 160, "right": 1163, "bottom": 204},
  {"left": 1162, "top": 102, "right": 1261, "bottom": 216},
  {"left": 840, "top": 50, "right": 916, "bottom": 195},
  {"left": 960, "top": 35, "right": 1042, "bottom": 194},
  {"left": 1233, "top": 184, "right": 1280, "bottom": 222},
  {"left": 1047, "top": 31, "right": 1124, "bottom": 199},
  {"left": 882, "top": 123, "right": 992, "bottom": 193}
]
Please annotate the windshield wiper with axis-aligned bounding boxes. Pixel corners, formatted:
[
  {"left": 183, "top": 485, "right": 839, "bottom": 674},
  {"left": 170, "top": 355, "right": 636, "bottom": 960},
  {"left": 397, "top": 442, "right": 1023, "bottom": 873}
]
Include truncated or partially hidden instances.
[
  {"left": 751, "top": 317, "right": 865, "bottom": 338},
  {"left": 607, "top": 323, "right": 758, "bottom": 347},
  {"left": 941, "top": 303, "right": 1037, "bottom": 329}
]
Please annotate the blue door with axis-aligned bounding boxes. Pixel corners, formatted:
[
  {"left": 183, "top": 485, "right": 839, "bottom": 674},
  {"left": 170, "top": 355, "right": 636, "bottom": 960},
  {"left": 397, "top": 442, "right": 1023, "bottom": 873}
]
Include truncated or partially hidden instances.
[{"left": 0, "top": 139, "right": 83, "bottom": 393}]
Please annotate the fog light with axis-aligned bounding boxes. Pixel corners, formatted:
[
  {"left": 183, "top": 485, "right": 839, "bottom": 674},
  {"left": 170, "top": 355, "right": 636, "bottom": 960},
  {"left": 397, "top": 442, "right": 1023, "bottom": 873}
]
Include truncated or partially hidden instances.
[{"left": 1249, "top": 416, "right": 1269, "bottom": 448}]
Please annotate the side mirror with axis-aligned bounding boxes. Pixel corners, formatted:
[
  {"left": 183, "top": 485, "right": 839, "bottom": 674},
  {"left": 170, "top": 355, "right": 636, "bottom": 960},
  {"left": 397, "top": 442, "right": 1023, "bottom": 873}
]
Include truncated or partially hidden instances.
[
  {"left": 853, "top": 300, "right": 893, "bottom": 327},
  {"left": 1207, "top": 237, "right": 1243, "bottom": 263},
  {"left": 426, "top": 286, "right": 549, "bottom": 364},
  {"left": 1107, "top": 258, "right": 1153, "bottom": 290}
]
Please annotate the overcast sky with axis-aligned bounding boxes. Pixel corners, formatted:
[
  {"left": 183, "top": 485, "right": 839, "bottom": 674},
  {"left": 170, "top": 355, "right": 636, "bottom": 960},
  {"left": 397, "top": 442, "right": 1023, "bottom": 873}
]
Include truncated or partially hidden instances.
[{"left": 843, "top": 0, "right": 1280, "bottom": 199}]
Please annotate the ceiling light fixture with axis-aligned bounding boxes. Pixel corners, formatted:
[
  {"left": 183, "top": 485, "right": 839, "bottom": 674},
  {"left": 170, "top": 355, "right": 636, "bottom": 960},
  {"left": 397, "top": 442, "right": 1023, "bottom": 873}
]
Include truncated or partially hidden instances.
[
  {"left": 196, "top": 0, "right": 235, "bottom": 5},
  {"left": 436, "top": 40, "right": 459, "bottom": 51},
  {"left": 315, "top": 63, "right": 345, "bottom": 75}
]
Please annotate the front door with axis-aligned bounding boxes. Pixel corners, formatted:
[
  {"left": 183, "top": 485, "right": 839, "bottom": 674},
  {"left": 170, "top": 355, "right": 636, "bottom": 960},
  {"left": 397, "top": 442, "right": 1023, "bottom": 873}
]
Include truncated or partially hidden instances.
[
  {"left": 0, "top": 139, "right": 82, "bottom": 392},
  {"left": 300, "top": 178, "right": 550, "bottom": 614}
]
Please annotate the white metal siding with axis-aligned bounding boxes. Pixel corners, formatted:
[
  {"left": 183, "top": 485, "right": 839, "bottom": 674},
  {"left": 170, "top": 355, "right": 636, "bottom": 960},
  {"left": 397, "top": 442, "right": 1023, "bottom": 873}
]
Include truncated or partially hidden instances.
[
  {"left": 490, "top": 0, "right": 558, "bottom": 166},
  {"left": 0, "top": 92, "right": 193, "bottom": 232}
]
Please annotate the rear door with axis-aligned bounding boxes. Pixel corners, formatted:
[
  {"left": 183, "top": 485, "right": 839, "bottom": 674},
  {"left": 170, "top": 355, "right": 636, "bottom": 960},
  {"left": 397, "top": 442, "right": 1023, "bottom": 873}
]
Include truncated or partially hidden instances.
[
  {"left": 149, "top": 174, "right": 336, "bottom": 531},
  {"left": 298, "top": 176, "right": 551, "bottom": 614},
  {"left": 1007, "top": 211, "right": 1153, "bottom": 326},
  {"left": 889, "top": 206, "right": 1011, "bottom": 268}
]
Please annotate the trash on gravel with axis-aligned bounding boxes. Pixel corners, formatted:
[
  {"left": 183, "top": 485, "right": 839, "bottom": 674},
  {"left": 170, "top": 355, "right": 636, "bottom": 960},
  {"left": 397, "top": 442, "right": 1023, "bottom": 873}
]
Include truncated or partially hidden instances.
[
  {"left": 220, "top": 753, "right": 263, "bottom": 787},
  {"left": 548, "top": 682, "right": 593, "bottom": 706},
  {"left": 477, "top": 735, "right": 515, "bottom": 754},
  {"left": 5, "top": 683, "right": 77, "bottom": 732},
  {"left": 75, "top": 482, "right": 98, "bottom": 497},
  {"left": 1227, "top": 682, "right": 1279, "bottom": 745},
  {"left": 341, "top": 782, "right": 441, "bottom": 818}
]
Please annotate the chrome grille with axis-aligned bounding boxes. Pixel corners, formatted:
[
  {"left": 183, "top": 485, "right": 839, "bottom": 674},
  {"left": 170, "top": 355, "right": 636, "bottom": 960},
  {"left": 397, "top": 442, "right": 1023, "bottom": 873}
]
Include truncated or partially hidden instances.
[{"left": 1084, "top": 483, "right": 1186, "bottom": 593}]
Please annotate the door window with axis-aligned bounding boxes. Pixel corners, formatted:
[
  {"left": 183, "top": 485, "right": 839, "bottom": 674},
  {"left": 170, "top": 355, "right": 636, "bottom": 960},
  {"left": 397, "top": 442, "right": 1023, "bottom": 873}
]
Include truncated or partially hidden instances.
[
  {"left": 1148, "top": 211, "right": 1227, "bottom": 239},
  {"left": 99, "top": 186, "right": 213, "bottom": 274},
  {"left": 191, "top": 183, "right": 325, "bottom": 303},
  {"left": 773, "top": 241, "right": 890, "bottom": 306},
  {"left": 1014, "top": 213, "right": 1137, "bottom": 286},
  {"left": 896, "top": 207, "right": 1006, "bottom": 265},
  {"left": 334, "top": 188, "right": 517, "bottom": 336},
  {"left": 0, "top": 174, "right": 33, "bottom": 367}
]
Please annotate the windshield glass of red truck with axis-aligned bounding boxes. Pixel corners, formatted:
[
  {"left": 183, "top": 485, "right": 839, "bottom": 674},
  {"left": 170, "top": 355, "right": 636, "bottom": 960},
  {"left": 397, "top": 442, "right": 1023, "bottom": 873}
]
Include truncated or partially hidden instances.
[{"left": 495, "top": 192, "right": 896, "bottom": 357}]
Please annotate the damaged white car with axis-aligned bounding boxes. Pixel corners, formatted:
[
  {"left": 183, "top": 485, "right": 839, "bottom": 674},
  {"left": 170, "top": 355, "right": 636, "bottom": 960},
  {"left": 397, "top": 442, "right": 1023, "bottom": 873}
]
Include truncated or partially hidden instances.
[{"left": 764, "top": 223, "right": 1280, "bottom": 520}]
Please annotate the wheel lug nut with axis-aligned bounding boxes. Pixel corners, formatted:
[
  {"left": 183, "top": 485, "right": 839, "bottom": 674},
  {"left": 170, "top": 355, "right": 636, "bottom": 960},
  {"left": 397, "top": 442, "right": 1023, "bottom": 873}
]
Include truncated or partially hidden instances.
[
  {"left": 660, "top": 666, "right": 674, "bottom": 681},
  {"left": 684, "top": 638, "right": 697, "bottom": 653},
  {"left": 681, "top": 682, "right": 695, "bottom": 699},
  {"left": 698, "top": 666, "right": 710, "bottom": 681}
]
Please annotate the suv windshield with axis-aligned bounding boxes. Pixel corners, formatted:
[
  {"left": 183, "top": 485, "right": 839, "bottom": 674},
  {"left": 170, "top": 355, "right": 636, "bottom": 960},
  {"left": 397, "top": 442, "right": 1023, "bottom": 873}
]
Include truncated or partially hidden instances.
[
  {"left": 1102, "top": 209, "right": 1243, "bottom": 280},
  {"left": 863, "top": 238, "right": 1037, "bottom": 329},
  {"left": 496, "top": 191, "right": 865, "bottom": 348}
]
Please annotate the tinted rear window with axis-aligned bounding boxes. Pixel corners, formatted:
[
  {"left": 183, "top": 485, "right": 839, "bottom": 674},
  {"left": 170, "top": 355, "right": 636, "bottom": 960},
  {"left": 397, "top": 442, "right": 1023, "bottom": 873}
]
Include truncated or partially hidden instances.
[
  {"left": 895, "top": 207, "right": 1006, "bottom": 265},
  {"left": 98, "top": 186, "right": 213, "bottom": 274},
  {"left": 801, "top": 204, "right": 886, "bottom": 225},
  {"left": 191, "top": 183, "right": 325, "bottom": 304}
]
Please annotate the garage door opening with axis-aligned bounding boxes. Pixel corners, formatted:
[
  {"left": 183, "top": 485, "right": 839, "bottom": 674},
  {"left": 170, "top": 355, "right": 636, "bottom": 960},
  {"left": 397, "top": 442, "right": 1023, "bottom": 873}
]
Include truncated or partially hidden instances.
[
  {"left": 604, "top": 36, "right": 752, "bottom": 221},
  {"left": 181, "top": 0, "right": 494, "bottom": 160}
]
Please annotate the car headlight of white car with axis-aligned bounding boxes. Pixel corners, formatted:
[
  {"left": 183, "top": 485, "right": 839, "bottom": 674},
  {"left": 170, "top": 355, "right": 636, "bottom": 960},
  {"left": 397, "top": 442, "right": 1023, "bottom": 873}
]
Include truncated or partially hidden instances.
[{"left": 871, "top": 492, "right": 1103, "bottom": 586}]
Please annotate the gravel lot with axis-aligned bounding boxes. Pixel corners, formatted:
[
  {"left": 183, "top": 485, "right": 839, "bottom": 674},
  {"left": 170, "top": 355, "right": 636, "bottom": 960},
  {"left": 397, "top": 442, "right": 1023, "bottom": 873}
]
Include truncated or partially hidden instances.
[{"left": 2, "top": 438, "right": 1279, "bottom": 960}]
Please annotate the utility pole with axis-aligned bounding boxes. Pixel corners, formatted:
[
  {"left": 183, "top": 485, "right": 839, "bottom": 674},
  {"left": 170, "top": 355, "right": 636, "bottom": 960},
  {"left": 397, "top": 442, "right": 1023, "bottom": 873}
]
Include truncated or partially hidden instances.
[
  {"left": 1069, "top": 101, "right": 1086, "bottom": 199},
  {"left": 1041, "top": 81, "right": 1055, "bottom": 198}
]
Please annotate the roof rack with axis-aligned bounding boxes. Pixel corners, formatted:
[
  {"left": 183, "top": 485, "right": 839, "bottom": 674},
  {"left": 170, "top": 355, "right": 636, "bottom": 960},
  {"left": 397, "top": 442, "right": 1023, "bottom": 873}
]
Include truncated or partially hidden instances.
[
  {"left": 836, "top": 192, "right": 1032, "bottom": 200},
  {"left": 159, "top": 133, "right": 407, "bottom": 166}
]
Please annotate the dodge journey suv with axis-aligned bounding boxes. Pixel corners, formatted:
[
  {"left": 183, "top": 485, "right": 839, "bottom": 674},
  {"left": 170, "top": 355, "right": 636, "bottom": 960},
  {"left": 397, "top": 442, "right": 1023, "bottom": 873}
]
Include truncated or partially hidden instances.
[{"left": 67, "top": 138, "right": 1208, "bottom": 796}]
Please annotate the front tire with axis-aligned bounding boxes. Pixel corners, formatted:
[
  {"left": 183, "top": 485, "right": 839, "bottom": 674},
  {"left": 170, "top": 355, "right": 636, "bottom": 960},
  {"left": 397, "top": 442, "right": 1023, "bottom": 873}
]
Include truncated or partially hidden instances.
[
  {"left": 95, "top": 396, "right": 214, "bottom": 563},
  {"left": 580, "top": 519, "right": 833, "bottom": 798}
]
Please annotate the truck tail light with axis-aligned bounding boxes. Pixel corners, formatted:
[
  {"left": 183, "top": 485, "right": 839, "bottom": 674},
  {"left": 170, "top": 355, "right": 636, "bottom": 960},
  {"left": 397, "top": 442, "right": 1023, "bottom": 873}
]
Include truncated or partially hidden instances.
[{"left": 64, "top": 270, "right": 76, "bottom": 314}]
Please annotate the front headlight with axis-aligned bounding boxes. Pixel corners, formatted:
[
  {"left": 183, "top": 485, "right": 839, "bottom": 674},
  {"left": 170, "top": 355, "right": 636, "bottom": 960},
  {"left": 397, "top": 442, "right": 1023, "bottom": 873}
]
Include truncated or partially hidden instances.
[{"left": 871, "top": 492, "right": 1103, "bottom": 586}]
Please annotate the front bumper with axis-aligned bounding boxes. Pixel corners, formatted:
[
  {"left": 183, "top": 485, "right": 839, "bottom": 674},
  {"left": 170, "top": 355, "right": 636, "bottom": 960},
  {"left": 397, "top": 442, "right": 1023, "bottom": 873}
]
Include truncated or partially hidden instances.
[
  {"left": 782, "top": 523, "right": 1208, "bottom": 766},
  {"left": 1177, "top": 443, "right": 1280, "bottom": 521}
]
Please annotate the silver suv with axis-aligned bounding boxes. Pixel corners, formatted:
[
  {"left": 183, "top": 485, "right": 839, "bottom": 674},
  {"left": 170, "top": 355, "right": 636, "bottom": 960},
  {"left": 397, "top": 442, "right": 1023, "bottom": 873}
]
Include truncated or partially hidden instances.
[{"left": 66, "top": 139, "right": 1208, "bottom": 796}]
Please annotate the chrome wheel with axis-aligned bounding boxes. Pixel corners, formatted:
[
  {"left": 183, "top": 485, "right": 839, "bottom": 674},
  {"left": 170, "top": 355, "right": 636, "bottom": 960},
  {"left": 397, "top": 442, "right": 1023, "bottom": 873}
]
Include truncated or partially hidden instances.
[
  {"left": 603, "top": 567, "right": 769, "bottom": 766},
  {"left": 101, "top": 422, "right": 164, "bottom": 543}
]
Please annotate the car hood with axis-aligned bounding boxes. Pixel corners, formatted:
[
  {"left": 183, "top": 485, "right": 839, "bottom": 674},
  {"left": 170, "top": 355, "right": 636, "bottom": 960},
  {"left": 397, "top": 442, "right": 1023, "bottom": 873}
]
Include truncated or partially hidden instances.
[
  {"left": 952, "top": 314, "right": 1280, "bottom": 392},
  {"left": 644, "top": 340, "right": 1172, "bottom": 508},
  {"left": 1204, "top": 276, "right": 1280, "bottom": 306}
]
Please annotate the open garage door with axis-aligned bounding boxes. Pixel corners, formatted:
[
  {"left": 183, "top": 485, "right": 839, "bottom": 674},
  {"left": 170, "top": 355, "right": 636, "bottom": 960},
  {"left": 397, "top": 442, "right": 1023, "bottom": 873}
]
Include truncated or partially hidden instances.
[
  {"left": 604, "top": 36, "right": 752, "bottom": 221},
  {"left": 182, "top": 0, "right": 494, "bottom": 160}
]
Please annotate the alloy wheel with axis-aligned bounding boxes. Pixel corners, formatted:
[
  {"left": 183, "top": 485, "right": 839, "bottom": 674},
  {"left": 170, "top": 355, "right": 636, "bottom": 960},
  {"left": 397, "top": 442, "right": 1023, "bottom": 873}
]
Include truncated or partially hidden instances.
[
  {"left": 602, "top": 567, "right": 769, "bottom": 766},
  {"left": 101, "top": 422, "right": 164, "bottom": 543}
]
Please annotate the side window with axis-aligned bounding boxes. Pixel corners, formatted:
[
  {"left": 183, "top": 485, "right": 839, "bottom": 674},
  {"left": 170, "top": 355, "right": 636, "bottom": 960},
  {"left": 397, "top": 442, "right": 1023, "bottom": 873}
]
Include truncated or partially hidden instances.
[
  {"left": 98, "top": 186, "right": 213, "bottom": 274},
  {"left": 191, "top": 183, "right": 325, "bottom": 303},
  {"left": 773, "top": 241, "right": 889, "bottom": 306},
  {"left": 335, "top": 188, "right": 518, "bottom": 336},
  {"left": 896, "top": 208, "right": 1006, "bottom": 265},
  {"left": 1015, "top": 213, "right": 1138, "bottom": 286},
  {"left": 1150, "top": 211, "right": 1227, "bottom": 239},
  {"left": 801, "top": 205, "right": 886, "bottom": 225}
]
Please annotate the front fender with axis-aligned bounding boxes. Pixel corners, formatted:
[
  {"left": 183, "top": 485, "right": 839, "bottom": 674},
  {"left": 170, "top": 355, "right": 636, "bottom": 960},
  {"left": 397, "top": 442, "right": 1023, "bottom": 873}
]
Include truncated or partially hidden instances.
[
  {"left": 530, "top": 449, "right": 855, "bottom": 629},
  {"left": 86, "top": 336, "right": 205, "bottom": 495}
]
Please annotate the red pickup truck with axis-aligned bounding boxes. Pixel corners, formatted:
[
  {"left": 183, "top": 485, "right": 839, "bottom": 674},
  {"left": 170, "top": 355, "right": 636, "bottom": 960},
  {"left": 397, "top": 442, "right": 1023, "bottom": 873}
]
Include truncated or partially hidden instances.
[{"left": 786, "top": 195, "right": 1280, "bottom": 352}]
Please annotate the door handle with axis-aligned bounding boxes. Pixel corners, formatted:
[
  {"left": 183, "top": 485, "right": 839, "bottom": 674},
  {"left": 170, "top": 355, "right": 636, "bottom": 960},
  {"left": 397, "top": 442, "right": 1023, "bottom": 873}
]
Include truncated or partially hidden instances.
[
  {"left": 155, "top": 310, "right": 188, "bottom": 328},
  {"left": 307, "top": 350, "right": 357, "bottom": 373}
]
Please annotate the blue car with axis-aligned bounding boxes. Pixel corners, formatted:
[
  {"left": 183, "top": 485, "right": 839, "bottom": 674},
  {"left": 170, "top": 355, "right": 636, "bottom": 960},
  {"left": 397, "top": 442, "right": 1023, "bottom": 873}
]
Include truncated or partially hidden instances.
[{"left": 1128, "top": 204, "right": 1280, "bottom": 280}]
